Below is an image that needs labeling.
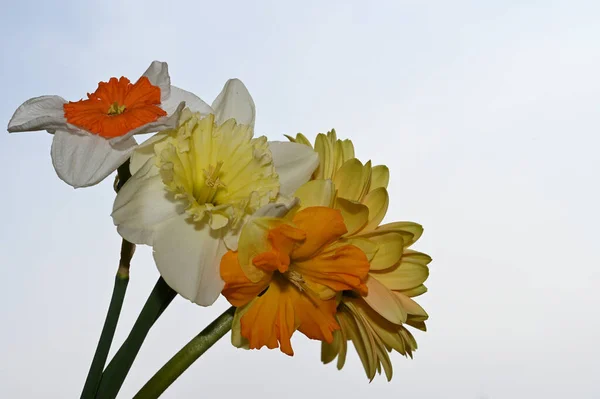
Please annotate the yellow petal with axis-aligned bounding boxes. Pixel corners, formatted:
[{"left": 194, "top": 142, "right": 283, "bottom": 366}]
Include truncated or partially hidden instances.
[
  {"left": 361, "top": 187, "right": 389, "bottom": 232},
  {"left": 321, "top": 329, "right": 342, "bottom": 364},
  {"left": 231, "top": 300, "right": 255, "bottom": 349},
  {"left": 370, "top": 165, "right": 389, "bottom": 191},
  {"left": 314, "top": 133, "right": 334, "bottom": 179},
  {"left": 375, "top": 222, "right": 424, "bottom": 247},
  {"left": 335, "top": 197, "right": 369, "bottom": 236},
  {"left": 333, "top": 158, "right": 370, "bottom": 202},
  {"left": 338, "top": 308, "right": 377, "bottom": 380},
  {"left": 294, "top": 179, "right": 334, "bottom": 209},
  {"left": 399, "top": 284, "right": 428, "bottom": 297},
  {"left": 394, "top": 292, "right": 428, "bottom": 318},
  {"left": 284, "top": 133, "right": 312, "bottom": 147},
  {"left": 363, "top": 275, "right": 407, "bottom": 324},
  {"left": 346, "top": 231, "right": 404, "bottom": 271},
  {"left": 371, "top": 257, "right": 429, "bottom": 290}
]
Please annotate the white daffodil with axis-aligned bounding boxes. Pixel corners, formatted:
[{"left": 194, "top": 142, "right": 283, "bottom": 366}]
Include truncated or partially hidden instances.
[
  {"left": 112, "top": 79, "right": 319, "bottom": 306},
  {"left": 7, "top": 61, "right": 210, "bottom": 188}
]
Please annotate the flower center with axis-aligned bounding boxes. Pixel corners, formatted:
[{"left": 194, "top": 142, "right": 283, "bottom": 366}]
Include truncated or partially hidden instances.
[
  {"left": 63, "top": 76, "right": 166, "bottom": 139},
  {"left": 156, "top": 110, "right": 280, "bottom": 230},
  {"left": 107, "top": 101, "right": 126, "bottom": 116}
]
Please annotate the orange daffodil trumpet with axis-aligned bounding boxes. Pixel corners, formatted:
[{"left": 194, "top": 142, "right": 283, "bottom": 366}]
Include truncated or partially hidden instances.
[
  {"left": 7, "top": 61, "right": 208, "bottom": 188},
  {"left": 112, "top": 80, "right": 319, "bottom": 306},
  {"left": 225, "top": 129, "right": 431, "bottom": 381}
]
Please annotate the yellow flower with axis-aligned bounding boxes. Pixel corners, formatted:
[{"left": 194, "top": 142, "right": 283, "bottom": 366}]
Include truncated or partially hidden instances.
[
  {"left": 220, "top": 206, "right": 370, "bottom": 355},
  {"left": 112, "top": 80, "right": 319, "bottom": 306},
  {"left": 289, "top": 130, "right": 431, "bottom": 380}
]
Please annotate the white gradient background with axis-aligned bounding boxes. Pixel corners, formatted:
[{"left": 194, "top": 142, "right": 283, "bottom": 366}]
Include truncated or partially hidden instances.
[{"left": 1, "top": 1, "right": 598, "bottom": 398}]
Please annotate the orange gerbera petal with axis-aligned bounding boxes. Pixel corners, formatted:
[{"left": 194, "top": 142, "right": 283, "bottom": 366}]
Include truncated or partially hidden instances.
[
  {"left": 221, "top": 251, "right": 270, "bottom": 307},
  {"left": 63, "top": 76, "right": 166, "bottom": 139},
  {"left": 239, "top": 277, "right": 340, "bottom": 356},
  {"left": 291, "top": 206, "right": 348, "bottom": 260},
  {"left": 295, "top": 244, "right": 370, "bottom": 297}
]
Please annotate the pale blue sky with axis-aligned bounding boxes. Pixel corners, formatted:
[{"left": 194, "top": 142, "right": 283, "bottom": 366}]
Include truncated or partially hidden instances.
[{"left": 1, "top": 1, "right": 599, "bottom": 398}]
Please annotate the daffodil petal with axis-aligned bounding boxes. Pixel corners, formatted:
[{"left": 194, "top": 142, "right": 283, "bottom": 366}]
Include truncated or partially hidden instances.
[
  {"left": 153, "top": 213, "right": 227, "bottom": 306},
  {"left": 142, "top": 60, "right": 171, "bottom": 102},
  {"left": 294, "top": 179, "right": 335, "bottom": 209},
  {"left": 7, "top": 95, "right": 68, "bottom": 133},
  {"left": 112, "top": 158, "right": 182, "bottom": 245},
  {"left": 50, "top": 129, "right": 135, "bottom": 188},
  {"left": 269, "top": 141, "right": 319, "bottom": 196},
  {"left": 362, "top": 187, "right": 389, "bottom": 232},
  {"left": 211, "top": 78, "right": 255, "bottom": 127},
  {"left": 363, "top": 275, "right": 407, "bottom": 324},
  {"left": 161, "top": 86, "right": 213, "bottom": 115},
  {"left": 129, "top": 132, "right": 170, "bottom": 175}
]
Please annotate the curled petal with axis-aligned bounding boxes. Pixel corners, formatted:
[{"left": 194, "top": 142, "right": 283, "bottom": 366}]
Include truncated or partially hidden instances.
[
  {"left": 51, "top": 129, "right": 136, "bottom": 188},
  {"left": 211, "top": 79, "right": 255, "bottom": 127},
  {"left": 160, "top": 86, "right": 213, "bottom": 115},
  {"left": 142, "top": 61, "right": 171, "bottom": 102},
  {"left": 8, "top": 95, "right": 68, "bottom": 133},
  {"left": 363, "top": 275, "right": 407, "bottom": 324}
]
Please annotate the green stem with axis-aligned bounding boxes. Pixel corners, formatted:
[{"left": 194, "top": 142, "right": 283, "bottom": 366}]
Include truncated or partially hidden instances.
[
  {"left": 95, "top": 277, "right": 177, "bottom": 399},
  {"left": 80, "top": 272, "right": 129, "bottom": 399},
  {"left": 134, "top": 306, "right": 236, "bottom": 399}
]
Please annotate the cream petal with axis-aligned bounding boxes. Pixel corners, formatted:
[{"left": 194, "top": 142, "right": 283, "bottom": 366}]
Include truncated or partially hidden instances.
[
  {"left": 268, "top": 141, "right": 319, "bottom": 196},
  {"left": 50, "top": 129, "right": 135, "bottom": 188},
  {"left": 153, "top": 213, "right": 227, "bottom": 306},
  {"left": 160, "top": 86, "right": 213, "bottom": 115},
  {"left": 142, "top": 61, "right": 171, "bottom": 102},
  {"left": 294, "top": 179, "right": 335, "bottom": 209},
  {"left": 8, "top": 95, "right": 68, "bottom": 133},
  {"left": 129, "top": 132, "right": 170, "bottom": 175},
  {"left": 363, "top": 275, "right": 407, "bottom": 325},
  {"left": 211, "top": 79, "right": 255, "bottom": 127},
  {"left": 112, "top": 158, "right": 182, "bottom": 245}
]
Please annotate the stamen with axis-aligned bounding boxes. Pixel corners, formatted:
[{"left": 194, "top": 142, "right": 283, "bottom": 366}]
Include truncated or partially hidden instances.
[{"left": 107, "top": 101, "right": 126, "bottom": 116}]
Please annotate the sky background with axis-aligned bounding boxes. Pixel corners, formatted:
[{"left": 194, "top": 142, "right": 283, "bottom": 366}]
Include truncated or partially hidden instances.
[{"left": 1, "top": 1, "right": 599, "bottom": 398}]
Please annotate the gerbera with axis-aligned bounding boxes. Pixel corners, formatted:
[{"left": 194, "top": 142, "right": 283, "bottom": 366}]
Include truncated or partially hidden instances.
[
  {"left": 112, "top": 80, "right": 319, "bottom": 306},
  {"left": 289, "top": 130, "right": 431, "bottom": 380},
  {"left": 220, "top": 206, "right": 370, "bottom": 355},
  {"left": 7, "top": 61, "right": 206, "bottom": 187}
]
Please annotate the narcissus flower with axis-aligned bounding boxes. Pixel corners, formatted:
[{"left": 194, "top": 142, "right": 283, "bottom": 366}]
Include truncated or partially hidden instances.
[
  {"left": 289, "top": 130, "right": 431, "bottom": 380},
  {"left": 112, "top": 80, "right": 319, "bottom": 306},
  {"left": 7, "top": 61, "right": 206, "bottom": 187},
  {"left": 220, "top": 206, "right": 370, "bottom": 355}
]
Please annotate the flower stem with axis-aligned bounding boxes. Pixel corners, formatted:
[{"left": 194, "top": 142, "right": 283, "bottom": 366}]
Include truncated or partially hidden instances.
[
  {"left": 80, "top": 270, "right": 129, "bottom": 399},
  {"left": 133, "top": 306, "right": 236, "bottom": 399},
  {"left": 95, "top": 277, "right": 177, "bottom": 399}
]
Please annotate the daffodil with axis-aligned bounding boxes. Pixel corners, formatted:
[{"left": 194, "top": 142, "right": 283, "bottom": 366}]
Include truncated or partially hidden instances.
[
  {"left": 112, "top": 80, "right": 319, "bottom": 306},
  {"left": 7, "top": 61, "right": 207, "bottom": 188},
  {"left": 220, "top": 205, "right": 370, "bottom": 355},
  {"left": 289, "top": 130, "right": 431, "bottom": 380}
]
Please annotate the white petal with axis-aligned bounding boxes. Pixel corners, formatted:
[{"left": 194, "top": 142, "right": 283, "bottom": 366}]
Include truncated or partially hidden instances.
[
  {"left": 269, "top": 141, "right": 319, "bottom": 196},
  {"left": 153, "top": 213, "right": 227, "bottom": 306},
  {"left": 142, "top": 61, "right": 171, "bottom": 102},
  {"left": 112, "top": 158, "right": 183, "bottom": 245},
  {"left": 107, "top": 102, "right": 185, "bottom": 146},
  {"left": 8, "top": 95, "right": 68, "bottom": 133},
  {"left": 129, "top": 132, "right": 170, "bottom": 175},
  {"left": 51, "top": 129, "right": 135, "bottom": 188},
  {"left": 161, "top": 86, "right": 213, "bottom": 115},
  {"left": 211, "top": 79, "right": 255, "bottom": 126}
]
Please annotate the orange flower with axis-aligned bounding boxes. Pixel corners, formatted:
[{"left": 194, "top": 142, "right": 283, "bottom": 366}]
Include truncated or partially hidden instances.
[
  {"left": 63, "top": 76, "right": 167, "bottom": 139},
  {"left": 220, "top": 206, "right": 370, "bottom": 355}
]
